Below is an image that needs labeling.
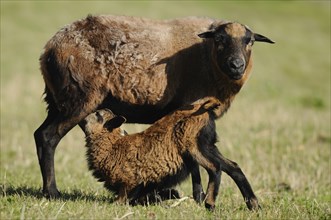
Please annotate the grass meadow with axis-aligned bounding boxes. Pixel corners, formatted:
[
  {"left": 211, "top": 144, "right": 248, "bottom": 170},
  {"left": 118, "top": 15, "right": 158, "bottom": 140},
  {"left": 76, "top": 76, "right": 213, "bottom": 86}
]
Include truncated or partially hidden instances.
[{"left": 1, "top": 1, "right": 330, "bottom": 219}]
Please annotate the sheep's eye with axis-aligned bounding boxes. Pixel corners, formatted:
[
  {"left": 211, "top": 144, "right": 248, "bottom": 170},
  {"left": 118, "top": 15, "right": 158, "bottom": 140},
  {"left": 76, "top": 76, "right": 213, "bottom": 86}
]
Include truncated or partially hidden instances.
[
  {"left": 215, "top": 34, "right": 226, "bottom": 44},
  {"left": 96, "top": 112, "right": 103, "bottom": 123},
  {"left": 244, "top": 37, "right": 254, "bottom": 46}
]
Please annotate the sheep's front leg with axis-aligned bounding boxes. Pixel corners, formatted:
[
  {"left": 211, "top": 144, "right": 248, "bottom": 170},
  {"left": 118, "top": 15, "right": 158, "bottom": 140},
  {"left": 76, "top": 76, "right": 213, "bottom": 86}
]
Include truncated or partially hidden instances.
[
  {"left": 191, "top": 161, "right": 206, "bottom": 203},
  {"left": 189, "top": 149, "right": 221, "bottom": 211},
  {"left": 219, "top": 153, "right": 260, "bottom": 210},
  {"left": 205, "top": 170, "right": 221, "bottom": 211}
]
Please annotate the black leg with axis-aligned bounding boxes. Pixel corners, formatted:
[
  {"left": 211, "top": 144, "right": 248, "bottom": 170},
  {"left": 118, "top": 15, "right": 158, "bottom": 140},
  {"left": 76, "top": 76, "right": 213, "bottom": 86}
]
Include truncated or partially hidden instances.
[
  {"left": 188, "top": 144, "right": 222, "bottom": 210},
  {"left": 204, "top": 169, "right": 221, "bottom": 211},
  {"left": 191, "top": 161, "right": 205, "bottom": 203},
  {"left": 34, "top": 113, "right": 62, "bottom": 198},
  {"left": 34, "top": 112, "right": 89, "bottom": 198},
  {"left": 219, "top": 152, "right": 260, "bottom": 210}
]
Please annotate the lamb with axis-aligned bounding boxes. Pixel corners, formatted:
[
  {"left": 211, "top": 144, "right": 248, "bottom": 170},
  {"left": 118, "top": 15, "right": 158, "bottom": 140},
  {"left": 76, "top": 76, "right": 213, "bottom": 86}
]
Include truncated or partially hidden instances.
[
  {"left": 82, "top": 97, "right": 260, "bottom": 211},
  {"left": 34, "top": 14, "right": 274, "bottom": 199}
]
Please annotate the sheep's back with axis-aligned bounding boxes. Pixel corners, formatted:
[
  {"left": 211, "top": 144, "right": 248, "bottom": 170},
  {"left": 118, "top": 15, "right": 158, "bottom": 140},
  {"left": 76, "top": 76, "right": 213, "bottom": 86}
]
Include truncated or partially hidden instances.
[
  {"left": 41, "top": 15, "right": 215, "bottom": 108},
  {"left": 105, "top": 128, "right": 185, "bottom": 190}
]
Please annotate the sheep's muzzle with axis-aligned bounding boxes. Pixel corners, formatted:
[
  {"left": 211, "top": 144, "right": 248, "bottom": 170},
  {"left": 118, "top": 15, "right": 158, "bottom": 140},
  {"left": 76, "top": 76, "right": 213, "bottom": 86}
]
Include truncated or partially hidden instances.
[{"left": 226, "top": 57, "right": 246, "bottom": 80}]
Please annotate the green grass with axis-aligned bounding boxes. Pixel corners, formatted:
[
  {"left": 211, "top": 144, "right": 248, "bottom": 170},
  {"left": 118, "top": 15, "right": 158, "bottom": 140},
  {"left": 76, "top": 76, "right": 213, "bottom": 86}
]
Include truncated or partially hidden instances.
[{"left": 1, "top": 1, "right": 330, "bottom": 219}]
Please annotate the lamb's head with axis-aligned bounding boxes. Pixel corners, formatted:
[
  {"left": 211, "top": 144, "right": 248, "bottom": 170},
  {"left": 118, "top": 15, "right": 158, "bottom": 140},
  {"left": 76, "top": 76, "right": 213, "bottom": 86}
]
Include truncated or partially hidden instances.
[
  {"left": 82, "top": 109, "right": 126, "bottom": 135},
  {"left": 198, "top": 21, "right": 274, "bottom": 81}
]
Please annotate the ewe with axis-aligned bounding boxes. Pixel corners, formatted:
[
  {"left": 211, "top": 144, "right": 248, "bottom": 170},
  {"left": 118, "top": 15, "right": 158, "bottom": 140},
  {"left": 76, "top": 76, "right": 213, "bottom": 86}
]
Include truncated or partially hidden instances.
[{"left": 34, "top": 15, "right": 274, "bottom": 198}]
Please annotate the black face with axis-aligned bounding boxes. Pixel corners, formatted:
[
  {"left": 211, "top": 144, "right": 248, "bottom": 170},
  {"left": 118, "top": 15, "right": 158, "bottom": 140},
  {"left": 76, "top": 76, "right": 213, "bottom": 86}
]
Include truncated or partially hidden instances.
[
  {"left": 198, "top": 22, "right": 274, "bottom": 80},
  {"left": 215, "top": 28, "right": 253, "bottom": 80}
]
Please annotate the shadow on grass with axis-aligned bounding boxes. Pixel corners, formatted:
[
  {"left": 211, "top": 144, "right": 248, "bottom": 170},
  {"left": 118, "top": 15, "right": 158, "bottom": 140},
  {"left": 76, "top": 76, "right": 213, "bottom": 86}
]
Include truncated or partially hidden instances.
[
  {"left": 1, "top": 185, "right": 114, "bottom": 203},
  {"left": 2, "top": 185, "right": 182, "bottom": 206}
]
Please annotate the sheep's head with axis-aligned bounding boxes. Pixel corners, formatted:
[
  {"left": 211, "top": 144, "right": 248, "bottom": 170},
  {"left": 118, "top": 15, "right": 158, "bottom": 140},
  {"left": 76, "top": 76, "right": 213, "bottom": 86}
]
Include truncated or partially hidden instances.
[
  {"left": 83, "top": 109, "right": 126, "bottom": 135},
  {"left": 198, "top": 21, "right": 274, "bottom": 81}
]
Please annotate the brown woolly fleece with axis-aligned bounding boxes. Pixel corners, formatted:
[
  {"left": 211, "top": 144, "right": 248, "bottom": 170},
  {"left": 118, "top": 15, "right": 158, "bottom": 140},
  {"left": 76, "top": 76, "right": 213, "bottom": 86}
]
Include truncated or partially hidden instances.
[
  {"left": 35, "top": 14, "right": 274, "bottom": 199},
  {"left": 83, "top": 97, "right": 260, "bottom": 210},
  {"left": 40, "top": 15, "right": 273, "bottom": 121},
  {"left": 84, "top": 98, "right": 220, "bottom": 207}
]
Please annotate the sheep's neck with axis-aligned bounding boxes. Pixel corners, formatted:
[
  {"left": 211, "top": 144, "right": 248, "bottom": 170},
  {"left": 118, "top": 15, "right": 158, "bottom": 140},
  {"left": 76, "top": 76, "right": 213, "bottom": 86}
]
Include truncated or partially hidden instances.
[
  {"left": 209, "top": 48, "right": 252, "bottom": 118},
  {"left": 85, "top": 130, "right": 120, "bottom": 172},
  {"left": 207, "top": 67, "right": 242, "bottom": 118}
]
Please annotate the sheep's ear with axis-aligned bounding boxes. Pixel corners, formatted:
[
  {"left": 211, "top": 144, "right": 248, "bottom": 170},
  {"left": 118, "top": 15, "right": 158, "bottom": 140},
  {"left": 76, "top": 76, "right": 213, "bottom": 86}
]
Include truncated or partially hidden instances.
[
  {"left": 253, "top": 33, "right": 275, "bottom": 44},
  {"left": 198, "top": 30, "right": 215, "bottom": 39},
  {"left": 104, "top": 116, "right": 126, "bottom": 130},
  {"left": 203, "top": 99, "right": 221, "bottom": 110},
  {"left": 180, "top": 104, "right": 195, "bottom": 111}
]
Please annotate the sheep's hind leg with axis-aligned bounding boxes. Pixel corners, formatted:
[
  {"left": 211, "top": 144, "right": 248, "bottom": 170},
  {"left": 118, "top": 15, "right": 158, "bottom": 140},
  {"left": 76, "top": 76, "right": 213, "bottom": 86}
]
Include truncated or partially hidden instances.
[
  {"left": 34, "top": 111, "right": 90, "bottom": 198},
  {"left": 34, "top": 111, "right": 61, "bottom": 198},
  {"left": 219, "top": 153, "right": 260, "bottom": 210}
]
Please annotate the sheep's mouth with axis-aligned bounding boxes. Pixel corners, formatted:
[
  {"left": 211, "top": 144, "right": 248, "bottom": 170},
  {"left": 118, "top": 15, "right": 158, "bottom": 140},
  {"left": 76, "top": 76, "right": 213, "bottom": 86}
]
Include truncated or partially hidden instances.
[
  {"left": 226, "top": 64, "right": 245, "bottom": 80},
  {"left": 221, "top": 61, "right": 245, "bottom": 80},
  {"left": 228, "top": 73, "right": 244, "bottom": 80},
  {"left": 222, "top": 69, "right": 244, "bottom": 80}
]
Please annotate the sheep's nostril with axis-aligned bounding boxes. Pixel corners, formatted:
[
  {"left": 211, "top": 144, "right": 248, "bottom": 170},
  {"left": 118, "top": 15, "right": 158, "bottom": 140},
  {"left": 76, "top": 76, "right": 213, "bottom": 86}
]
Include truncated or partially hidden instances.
[{"left": 229, "top": 59, "right": 244, "bottom": 70}]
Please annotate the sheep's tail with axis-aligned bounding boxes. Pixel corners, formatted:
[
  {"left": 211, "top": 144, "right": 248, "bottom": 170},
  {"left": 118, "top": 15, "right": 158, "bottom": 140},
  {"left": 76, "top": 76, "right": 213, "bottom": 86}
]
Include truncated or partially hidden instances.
[
  {"left": 40, "top": 49, "right": 65, "bottom": 99},
  {"left": 39, "top": 48, "right": 61, "bottom": 115},
  {"left": 39, "top": 48, "right": 85, "bottom": 116}
]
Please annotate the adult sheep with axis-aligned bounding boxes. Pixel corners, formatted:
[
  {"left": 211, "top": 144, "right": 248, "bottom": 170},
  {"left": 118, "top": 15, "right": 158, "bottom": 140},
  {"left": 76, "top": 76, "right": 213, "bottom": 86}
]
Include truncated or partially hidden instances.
[
  {"left": 34, "top": 14, "right": 274, "bottom": 199},
  {"left": 82, "top": 97, "right": 259, "bottom": 211}
]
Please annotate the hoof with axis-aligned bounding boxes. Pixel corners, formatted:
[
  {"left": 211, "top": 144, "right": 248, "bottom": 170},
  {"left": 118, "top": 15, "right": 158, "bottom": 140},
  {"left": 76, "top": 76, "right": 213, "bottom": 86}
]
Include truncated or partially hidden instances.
[
  {"left": 194, "top": 192, "right": 206, "bottom": 204},
  {"left": 246, "top": 198, "right": 261, "bottom": 211},
  {"left": 131, "top": 188, "right": 180, "bottom": 206},
  {"left": 158, "top": 188, "right": 180, "bottom": 200},
  {"left": 205, "top": 202, "right": 215, "bottom": 211},
  {"left": 193, "top": 186, "right": 206, "bottom": 204},
  {"left": 43, "top": 188, "right": 61, "bottom": 199}
]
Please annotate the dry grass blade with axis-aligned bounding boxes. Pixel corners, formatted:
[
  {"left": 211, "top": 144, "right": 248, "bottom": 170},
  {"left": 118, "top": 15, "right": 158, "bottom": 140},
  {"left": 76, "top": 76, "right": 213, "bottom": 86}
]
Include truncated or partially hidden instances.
[
  {"left": 0, "top": 1, "right": 330, "bottom": 220},
  {"left": 115, "top": 211, "right": 134, "bottom": 220},
  {"left": 53, "top": 202, "right": 66, "bottom": 219},
  {"left": 170, "top": 196, "right": 189, "bottom": 208}
]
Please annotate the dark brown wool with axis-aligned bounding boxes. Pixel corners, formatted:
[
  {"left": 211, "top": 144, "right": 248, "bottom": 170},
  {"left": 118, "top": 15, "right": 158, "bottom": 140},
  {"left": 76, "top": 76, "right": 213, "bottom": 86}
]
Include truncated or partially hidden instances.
[
  {"left": 34, "top": 14, "right": 274, "bottom": 199},
  {"left": 83, "top": 97, "right": 259, "bottom": 211}
]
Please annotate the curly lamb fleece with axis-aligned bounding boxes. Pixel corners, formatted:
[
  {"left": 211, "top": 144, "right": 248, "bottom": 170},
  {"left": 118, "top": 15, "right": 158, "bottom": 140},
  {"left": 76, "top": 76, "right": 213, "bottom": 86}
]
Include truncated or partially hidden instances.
[
  {"left": 83, "top": 97, "right": 260, "bottom": 211},
  {"left": 35, "top": 14, "right": 274, "bottom": 199}
]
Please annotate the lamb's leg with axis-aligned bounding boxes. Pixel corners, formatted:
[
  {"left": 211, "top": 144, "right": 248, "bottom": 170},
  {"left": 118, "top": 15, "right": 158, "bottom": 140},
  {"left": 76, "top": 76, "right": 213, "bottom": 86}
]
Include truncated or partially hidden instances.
[
  {"left": 34, "top": 111, "right": 91, "bottom": 198},
  {"left": 157, "top": 188, "right": 180, "bottom": 200},
  {"left": 130, "top": 188, "right": 181, "bottom": 206},
  {"left": 191, "top": 161, "right": 206, "bottom": 203},
  {"left": 117, "top": 187, "right": 128, "bottom": 205},
  {"left": 218, "top": 152, "right": 260, "bottom": 210}
]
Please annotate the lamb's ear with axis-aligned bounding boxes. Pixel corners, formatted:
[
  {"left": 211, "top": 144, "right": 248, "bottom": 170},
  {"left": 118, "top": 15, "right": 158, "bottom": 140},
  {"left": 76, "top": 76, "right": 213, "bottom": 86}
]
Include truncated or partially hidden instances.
[
  {"left": 104, "top": 116, "right": 126, "bottom": 130},
  {"left": 253, "top": 33, "right": 275, "bottom": 44},
  {"left": 203, "top": 99, "right": 221, "bottom": 110},
  {"left": 180, "top": 104, "right": 195, "bottom": 111},
  {"left": 198, "top": 30, "right": 215, "bottom": 39}
]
